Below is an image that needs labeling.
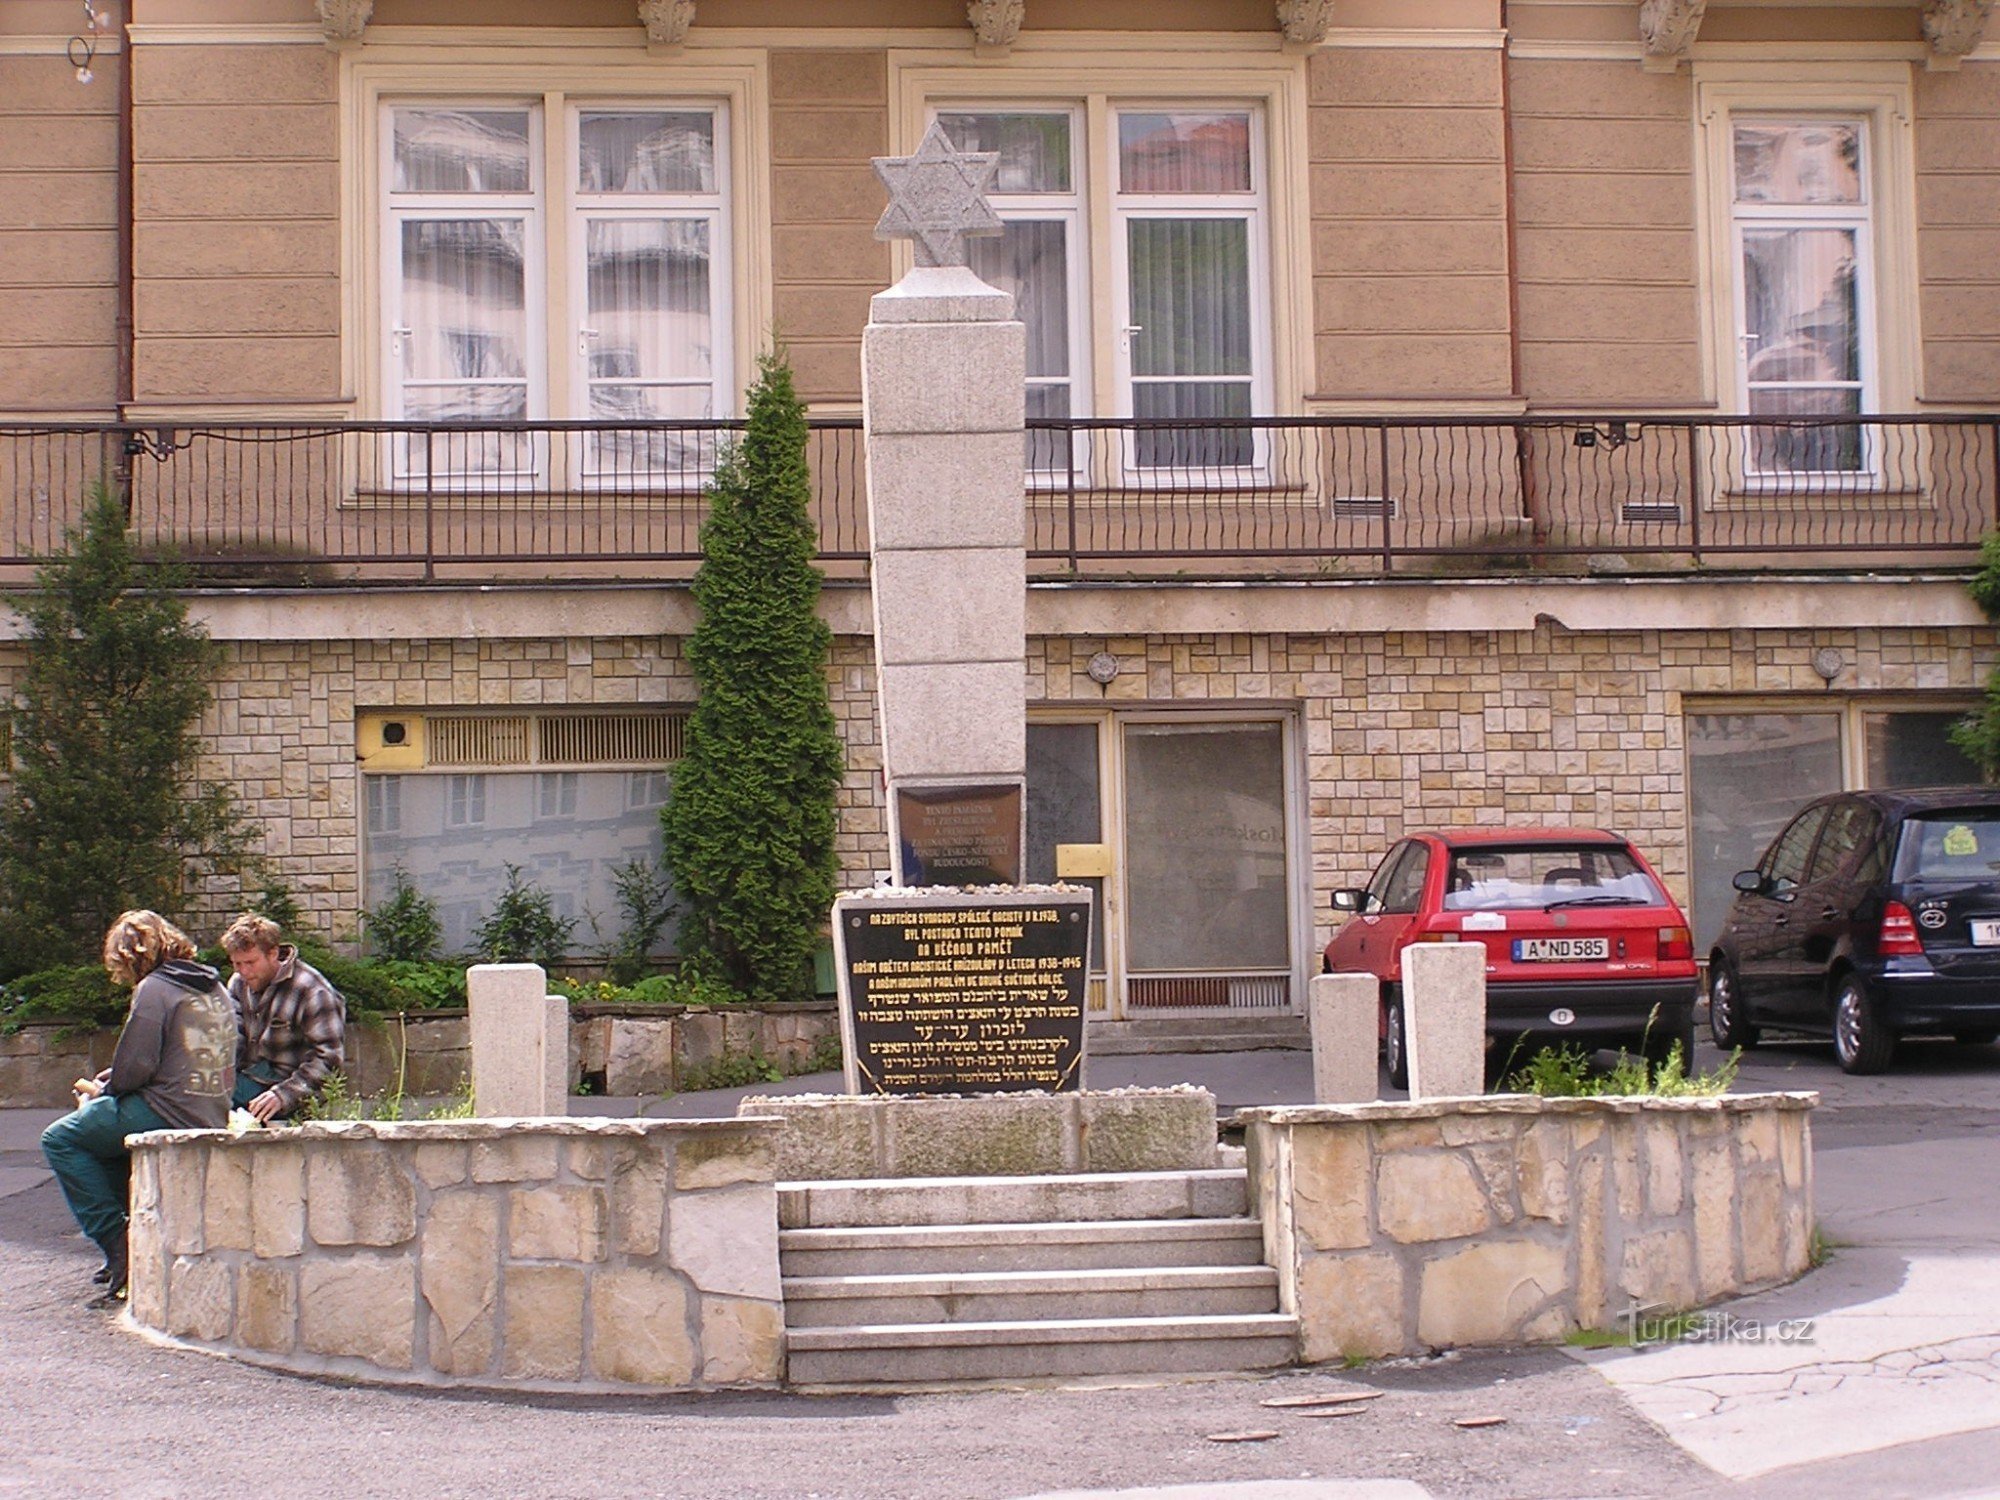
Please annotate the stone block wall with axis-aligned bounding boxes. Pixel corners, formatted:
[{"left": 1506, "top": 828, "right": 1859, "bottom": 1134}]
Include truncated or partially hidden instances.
[
  {"left": 742, "top": 1087, "right": 1218, "bottom": 1180},
  {"left": 1241, "top": 1092, "right": 1816, "bottom": 1362},
  {"left": 126, "top": 1118, "right": 785, "bottom": 1392}
]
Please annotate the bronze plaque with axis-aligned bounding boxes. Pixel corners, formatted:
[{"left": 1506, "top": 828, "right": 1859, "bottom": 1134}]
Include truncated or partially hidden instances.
[
  {"left": 835, "top": 892, "right": 1090, "bottom": 1095},
  {"left": 895, "top": 782, "right": 1023, "bottom": 887}
]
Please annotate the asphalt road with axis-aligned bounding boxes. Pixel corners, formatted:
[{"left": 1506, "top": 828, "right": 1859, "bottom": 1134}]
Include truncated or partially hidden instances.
[{"left": 1, "top": 1032, "right": 1996, "bottom": 1500}]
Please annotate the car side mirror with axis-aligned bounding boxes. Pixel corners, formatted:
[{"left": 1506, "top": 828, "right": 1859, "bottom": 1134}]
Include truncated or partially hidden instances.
[
  {"left": 1732, "top": 869, "right": 1767, "bottom": 895},
  {"left": 1331, "top": 888, "right": 1366, "bottom": 912}
]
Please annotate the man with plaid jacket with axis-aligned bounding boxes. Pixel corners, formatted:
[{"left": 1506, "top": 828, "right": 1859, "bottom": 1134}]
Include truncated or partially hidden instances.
[{"left": 221, "top": 913, "right": 346, "bottom": 1122}]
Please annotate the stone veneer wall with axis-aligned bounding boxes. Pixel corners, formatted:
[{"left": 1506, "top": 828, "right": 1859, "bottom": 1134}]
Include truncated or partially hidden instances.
[
  {"left": 126, "top": 1118, "right": 785, "bottom": 1393},
  {"left": 0, "top": 620, "right": 1981, "bottom": 946},
  {"left": 1241, "top": 1093, "right": 1815, "bottom": 1361}
]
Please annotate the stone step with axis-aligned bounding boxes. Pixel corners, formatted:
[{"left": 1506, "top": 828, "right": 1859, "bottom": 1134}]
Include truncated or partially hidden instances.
[
  {"left": 782, "top": 1264, "right": 1281, "bottom": 1327},
  {"left": 1089, "top": 1017, "right": 1309, "bottom": 1055},
  {"left": 777, "top": 1169, "right": 1246, "bottom": 1230},
  {"left": 785, "top": 1312, "right": 1300, "bottom": 1386},
  {"left": 778, "top": 1216, "right": 1269, "bottom": 1278}
]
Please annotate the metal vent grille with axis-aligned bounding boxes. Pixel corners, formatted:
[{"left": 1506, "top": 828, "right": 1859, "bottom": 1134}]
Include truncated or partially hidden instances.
[
  {"left": 538, "top": 712, "right": 686, "bottom": 766},
  {"left": 427, "top": 715, "right": 531, "bottom": 767},
  {"left": 1126, "top": 975, "right": 1292, "bottom": 1012}
]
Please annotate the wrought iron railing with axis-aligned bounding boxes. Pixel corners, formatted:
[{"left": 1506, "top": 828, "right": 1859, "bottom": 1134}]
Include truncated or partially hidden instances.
[{"left": 1, "top": 414, "right": 1991, "bottom": 583}]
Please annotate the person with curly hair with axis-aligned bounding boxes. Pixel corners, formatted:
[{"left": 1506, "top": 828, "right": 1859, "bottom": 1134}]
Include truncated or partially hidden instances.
[{"left": 39, "top": 910, "right": 236, "bottom": 1302}]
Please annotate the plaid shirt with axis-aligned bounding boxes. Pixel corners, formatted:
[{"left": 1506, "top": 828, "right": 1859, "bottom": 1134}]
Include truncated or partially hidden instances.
[{"left": 232, "top": 946, "right": 346, "bottom": 1116}]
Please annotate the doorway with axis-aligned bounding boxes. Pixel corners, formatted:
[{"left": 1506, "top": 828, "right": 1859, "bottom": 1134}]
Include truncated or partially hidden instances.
[{"left": 1027, "top": 710, "right": 1305, "bottom": 1020}]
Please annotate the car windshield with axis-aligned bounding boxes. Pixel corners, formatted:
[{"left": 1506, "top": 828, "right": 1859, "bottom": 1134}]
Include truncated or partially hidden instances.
[
  {"left": 1892, "top": 810, "right": 2000, "bottom": 882},
  {"left": 1440, "top": 845, "right": 1665, "bottom": 912}
]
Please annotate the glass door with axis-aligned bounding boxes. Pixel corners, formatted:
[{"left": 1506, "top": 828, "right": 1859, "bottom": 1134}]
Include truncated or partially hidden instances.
[{"left": 1026, "top": 720, "right": 1112, "bottom": 1015}]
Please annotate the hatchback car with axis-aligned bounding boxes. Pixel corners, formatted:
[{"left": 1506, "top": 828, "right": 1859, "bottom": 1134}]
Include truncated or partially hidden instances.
[
  {"left": 1709, "top": 786, "right": 2000, "bottom": 1074},
  {"left": 1322, "top": 828, "right": 1699, "bottom": 1088}
]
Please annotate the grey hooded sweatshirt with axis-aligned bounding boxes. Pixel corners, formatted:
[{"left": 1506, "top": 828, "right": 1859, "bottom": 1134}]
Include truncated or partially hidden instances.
[{"left": 106, "top": 958, "right": 237, "bottom": 1130}]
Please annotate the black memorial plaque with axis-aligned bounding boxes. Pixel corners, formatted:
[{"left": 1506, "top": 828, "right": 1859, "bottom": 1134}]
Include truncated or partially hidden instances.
[
  {"left": 836, "top": 893, "right": 1090, "bottom": 1095},
  {"left": 895, "top": 783, "right": 1023, "bottom": 887}
]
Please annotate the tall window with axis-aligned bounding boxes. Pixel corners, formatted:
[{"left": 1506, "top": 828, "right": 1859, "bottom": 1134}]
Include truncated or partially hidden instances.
[
  {"left": 936, "top": 104, "right": 1269, "bottom": 477},
  {"left": 1730, "top": 117, "right": 1873, "bottom": 477},
  {"left": 384, "top": 100, "right": 730, "bottom": 483}
]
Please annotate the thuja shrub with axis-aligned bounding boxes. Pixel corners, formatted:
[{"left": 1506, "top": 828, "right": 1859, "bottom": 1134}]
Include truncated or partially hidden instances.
[
  {"left": 1952, "top": 531, "right": 2000, "bottom": 776},
  {"left": 661, "top": 354, "right": 842, "bottom": 1003}
]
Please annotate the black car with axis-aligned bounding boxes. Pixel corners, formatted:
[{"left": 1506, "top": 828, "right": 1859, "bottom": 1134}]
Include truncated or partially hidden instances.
[{"left": 1709, "top": 786, "right": 2000, "bottom": 1074}]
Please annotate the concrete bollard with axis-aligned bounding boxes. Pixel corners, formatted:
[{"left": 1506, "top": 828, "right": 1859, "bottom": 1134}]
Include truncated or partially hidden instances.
[
  {"left": 1403, "top": 942, "right": 1487, "bottom": 1099},
  {"left": 1308, "top": 973, "right": 1380, "bottom": 1103},
  {"left": 467, "top": 963, "right": 568, "bottom": 1117}
]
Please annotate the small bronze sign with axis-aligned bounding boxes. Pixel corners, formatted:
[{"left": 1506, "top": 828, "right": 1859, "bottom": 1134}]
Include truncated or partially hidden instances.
[
  {"left": 895, "top": 782, "right": 1023, "bottom": 887},
  {"left": 835, "top": 891, "right": 1090, "bottom": 1096}
]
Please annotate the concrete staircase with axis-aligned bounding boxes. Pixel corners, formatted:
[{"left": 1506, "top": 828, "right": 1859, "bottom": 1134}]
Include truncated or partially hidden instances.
[
  {"left": 1087, "top": 1015, "right": 1310, "bottom": 1055},
  {"left": 779, "top": 1168, "right": 1299, "bottom": 1385}
]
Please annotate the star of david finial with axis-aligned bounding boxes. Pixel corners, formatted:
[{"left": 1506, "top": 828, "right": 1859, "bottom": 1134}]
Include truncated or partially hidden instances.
[{"left": 872, "top": 122, "right": 1004, "bottom": 269}]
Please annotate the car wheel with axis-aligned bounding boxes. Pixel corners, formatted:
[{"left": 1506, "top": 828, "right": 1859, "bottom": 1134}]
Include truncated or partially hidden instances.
[
  {"left": 1707, "top": 960, "right": 1761, "bottom": 1049},
  {"left": 1645, "top": 1008, "right": 1699, "bottom": 1078},
  {"left": 1953, "top": 1028, "right": 1999, "bottom": 1047},
  {"left": 1383, "top": 991, "right": 1409, "bottom": 1091},
  {"left": 1833, "top": 975, "right": 1895, "bottom": 1075}
]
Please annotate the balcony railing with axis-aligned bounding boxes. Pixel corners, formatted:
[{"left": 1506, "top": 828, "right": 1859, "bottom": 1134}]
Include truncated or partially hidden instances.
[{"left": 1, "top": 414, "right": 1992, "bottom": 585}]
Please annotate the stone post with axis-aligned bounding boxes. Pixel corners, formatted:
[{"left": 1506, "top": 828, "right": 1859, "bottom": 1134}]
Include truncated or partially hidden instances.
[
  {"left": 1308, "top": 973, "right": 1379, "bottom": 1103},
  {"left": 1402, "top": 942, "right": 1487, "bottom": 1099},
  {"left": 862, "top": 124, "right": 1026, "bottom": 887},
  {"left": 467, "top": 963, "right": 567, "bottom": 1116}
]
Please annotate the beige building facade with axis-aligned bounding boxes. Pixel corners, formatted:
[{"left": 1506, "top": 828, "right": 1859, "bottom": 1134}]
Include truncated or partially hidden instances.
[{"left": 1, "top": 0, "right": 1996, "bottom": 1022}]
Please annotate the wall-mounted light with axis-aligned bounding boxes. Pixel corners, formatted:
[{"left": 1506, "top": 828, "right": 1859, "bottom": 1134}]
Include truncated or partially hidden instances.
[
  {"left": 68, "top": 3, "right": 110, "bottom": 85},
  {"left": 1085, "top": 652, "right": 1121, "bottom": 686}
]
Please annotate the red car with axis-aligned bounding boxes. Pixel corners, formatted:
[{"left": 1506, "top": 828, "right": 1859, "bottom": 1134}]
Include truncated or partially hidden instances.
[{"left": 1321, "top": 828, "right": 1699, "bottom": 1088}]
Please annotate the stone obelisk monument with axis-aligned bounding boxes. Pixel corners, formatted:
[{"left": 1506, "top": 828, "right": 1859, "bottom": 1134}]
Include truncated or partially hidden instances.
[{"left": 861, "top": 124, "right": 1027, "bottom": 888}]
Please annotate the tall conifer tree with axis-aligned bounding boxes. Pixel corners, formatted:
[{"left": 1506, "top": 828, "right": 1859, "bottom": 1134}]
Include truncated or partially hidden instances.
[
  {"left": 0, "top": 483, "right": 247, "bottom": 965},
  {"left": 662, "top": 355, "right": 843, "bottom": 1000}
]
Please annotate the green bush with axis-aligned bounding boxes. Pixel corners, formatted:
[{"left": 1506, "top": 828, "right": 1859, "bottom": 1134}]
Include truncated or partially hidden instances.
[
  {"left": 1954, "top": 531, "right": 2000, "bottom": 777},
  {"left": 364, "top": 868, "right": 443, "bottom": 962},
  {"left": 661, "top": 353, "right": 843, "bottom": 1004},
  {"left": 554, "top": 969, "right": 749, "bottom": 1008},
  {"left": 470, "top": 864, "right": 575, "bottom": 968},
  {"left": 0, "top": 964, "right": 127, "bottom": 1031},
  {"left": 305, "top": 951, "right": 466, "bottom": 1015},
  {"left": 600, "top": 858, "right": 676, "bottom": 986}
]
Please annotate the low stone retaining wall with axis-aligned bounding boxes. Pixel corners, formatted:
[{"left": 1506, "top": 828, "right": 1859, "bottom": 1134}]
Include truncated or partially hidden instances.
[
  {"left": 125, "top": 1117, "right": 785, "bottom": 1393},
  {"left": 0, "top": 1003, "right": 840, "bottom": 1106},
  {"left": 1241, "top": 1092, "right": 1816, "bottom": 1362},
  {"left": 742, "top": 1087, "right": 1217, "bottom": 1179}
]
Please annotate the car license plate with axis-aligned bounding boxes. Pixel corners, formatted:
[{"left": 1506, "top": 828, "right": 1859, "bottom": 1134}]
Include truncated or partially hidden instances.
[
  {"left": 1972, "top": 920, "right": 2000, "bottom": 947},
  {"left": 1512, "top": 937, "right": 1609, "bottom": 962}
]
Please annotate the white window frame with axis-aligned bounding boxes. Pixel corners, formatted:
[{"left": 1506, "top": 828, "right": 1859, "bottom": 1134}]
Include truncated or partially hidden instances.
[
  {"left": 896, "top": 48, "right": 1310, "bottom": 491},
  {"left": 340, "top": 47, "right": 772, "bottom": 495},
  {"left": 1693, "top": 65, "right": 1922, "bottom": 496}
]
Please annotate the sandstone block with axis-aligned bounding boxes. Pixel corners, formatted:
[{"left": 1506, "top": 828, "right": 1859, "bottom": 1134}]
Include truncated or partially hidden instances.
[
  {"left": 1292, "top": 1125, "right": 1372, "bottom": 1251},
  {"left": 880, "top": 1095, "right": 1068, "bottom": 1178},
  {"left": 1619, "top": 1227, "right": 1697, "bottom": 1310},
  {"left": 1690, "top": 1138, "right": 1738, "bottom": 1299},
  {"left": 468, "top": 964, "right": 567, "bottom": 1117},
  {"left": 301, "top": 1258, "right": 416, "bottom": 1370},
  {"left": 501, "top": 1264, "right": 584, "bottom": 1381},
  {"left": 422, "top": 1191, "right": 500, "bottom": 1376},
  {"left": 591, "top": 1268, "right": 695, "bottom": 1386},
  {"left": 668, "top": 1185, "right": 781, "bottom": 1301},
  {"left": 1777, "top": 1111, "right": 1807, "bottom": 1190},
  {"left": 1517, "top": 1118, "right": 1570, "bottom": 1224},
  {"left": 1372, "top": 1119, "right": 1443, "bottom": 1151},
  {"left": 165, "top": 1255, "right": 235, "bottom": 1341},
  {"left": 1739, "top": 1169, "right": 1786, "bottom": 1284},
  {"left": 1734, "top": 1108, "right": 1779, "bottom": 1166},
  {"left": 1298, "top": 1252, "right": 1407, "bottom": 1362},
  {"left": 1377, "top": 1151, "right": 1491, "bottom": 1243},
  {"left": 251, "top": 1144, "right": 304, "bottom": 1258},
  {"left": 1574, "top": 1153, "right": 1607, "bottom": 1328},
  {"left": 1418, "top": 1239, "right": 1568, "bottom": 1347},
  {"left": 612, "top": 1148, "right": 668, "bottom": 1257},
  {"left": 1309, "top": 974, "right": 1381, "bottom": 1104},
  {"left": 700, "top": 1297, "right": 785, "bottom": 1386},
  {"left": 203, "top": 1146, "right": 253, "bottom": 1252},
  {"left": 674, "top": 1127, "right": 775, "bottom": 1191},
  {"left": 1643, "top": 1116, "right": 1686, "bottom": 1216},
  {"left": 410, "top": 1141, "right": 468, "bottom": 1188},
  {"left": 238, "top": 1262, "right": 297, "bottom": 1354},
  {"left": 745, "top": 1098, "right": 877, "bottom": 1181},
  {"left": 603, "top": 1018, "right": 676, "bottom": 1097},
  {"left": 127, "top": 1202, "right": 167, "bottom": 1328},
  {"left": 1610, "top": 1118, "right": 1644, "bottom": 1218},
  {"left": 307, "top": 1146, "right": 417, "bottom": 1247},
  {"left": 508, "top": 1184, "right": 607, "bottom": 1262},
  {"left": 566, "top": 1138, "right": 611, "bottom": 1182},
  {"left": 160, "top": 1149, "right": 206, "bottom": 1255},
  {"left": 1076, "top": 1092, "right": 1217, "bottom": 1174},
  {"left": 1402, "top": 942, "right": 1487, "bottom": 1099},
  {"left": 471, "top": 1136, "right": 560, "bottom": 1183}
]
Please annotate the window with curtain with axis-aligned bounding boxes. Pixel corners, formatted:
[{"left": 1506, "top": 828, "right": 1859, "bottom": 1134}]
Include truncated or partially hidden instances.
[
  {"left": 1730, "top": 117, "right": 1873, "bottom": 478},
  {"left": 936, "top": 103, "right": 1269, "bottom": 479},
  {"left": 383, "top": 101, "right": 730, "bottom": 484}
]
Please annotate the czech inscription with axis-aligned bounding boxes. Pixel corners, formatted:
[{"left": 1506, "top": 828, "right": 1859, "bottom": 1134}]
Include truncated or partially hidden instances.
[
  {"left": 895, "top": 782, "right": 1023, "bottom": 887},
  {"left": 836, "top": 891, "right": 1090, "bottom": 1096}
]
